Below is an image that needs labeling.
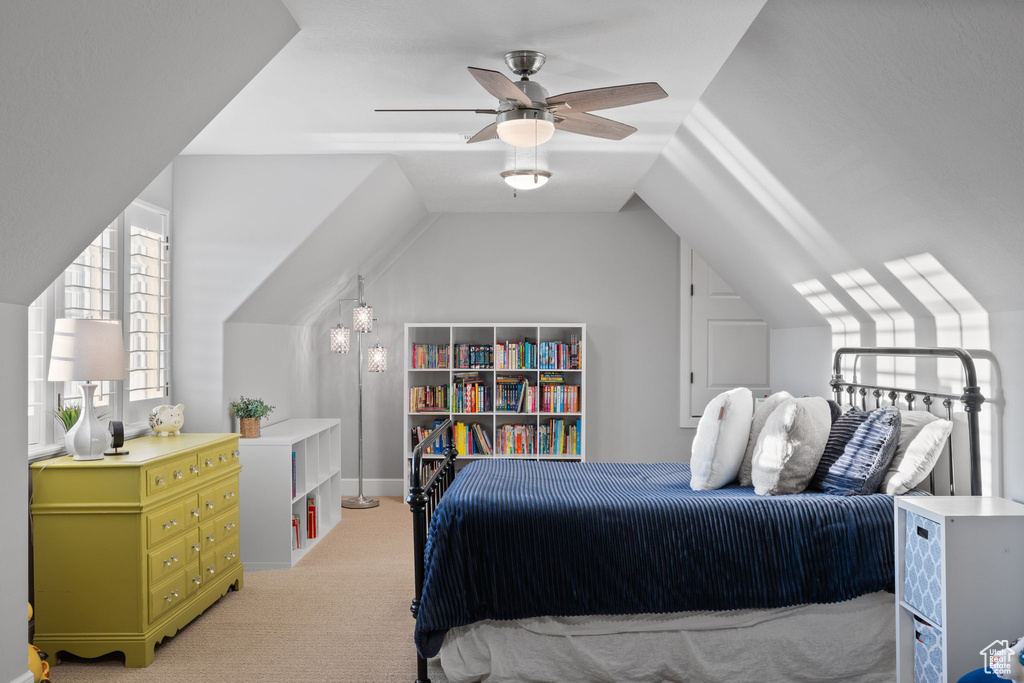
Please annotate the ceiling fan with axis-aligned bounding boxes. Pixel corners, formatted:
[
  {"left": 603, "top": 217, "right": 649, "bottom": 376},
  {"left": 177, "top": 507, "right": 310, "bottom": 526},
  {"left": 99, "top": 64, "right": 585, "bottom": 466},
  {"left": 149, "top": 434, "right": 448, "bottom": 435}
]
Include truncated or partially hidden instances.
[{"left": 375, "top": 50, "right": 668, "bottom": 147}]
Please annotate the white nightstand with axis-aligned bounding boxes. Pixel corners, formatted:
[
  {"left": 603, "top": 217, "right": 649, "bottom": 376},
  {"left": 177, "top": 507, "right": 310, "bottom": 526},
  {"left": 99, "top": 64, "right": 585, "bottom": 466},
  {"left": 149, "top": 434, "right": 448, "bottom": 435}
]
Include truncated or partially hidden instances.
[{"left": 896, "top": 496, "right": 1024, "bottom": 682}]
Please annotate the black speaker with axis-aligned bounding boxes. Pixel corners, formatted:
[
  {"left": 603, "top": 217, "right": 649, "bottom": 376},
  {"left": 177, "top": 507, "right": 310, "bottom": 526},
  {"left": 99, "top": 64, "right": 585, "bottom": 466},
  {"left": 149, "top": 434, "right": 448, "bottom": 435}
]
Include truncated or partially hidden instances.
[{"left": 105, "top": 420, "right": 129, "bottom": 455}]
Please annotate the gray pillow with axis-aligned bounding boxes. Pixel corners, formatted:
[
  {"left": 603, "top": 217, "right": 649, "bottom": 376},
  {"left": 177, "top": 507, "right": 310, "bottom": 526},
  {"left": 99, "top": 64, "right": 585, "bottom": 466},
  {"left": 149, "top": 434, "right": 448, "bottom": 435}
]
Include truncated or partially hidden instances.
[
  {"left": 751, "top": 397, "right": 832, "bottom": 496},
  {"left": 738, "top": 391, "right": 793, "bottom": 487}
]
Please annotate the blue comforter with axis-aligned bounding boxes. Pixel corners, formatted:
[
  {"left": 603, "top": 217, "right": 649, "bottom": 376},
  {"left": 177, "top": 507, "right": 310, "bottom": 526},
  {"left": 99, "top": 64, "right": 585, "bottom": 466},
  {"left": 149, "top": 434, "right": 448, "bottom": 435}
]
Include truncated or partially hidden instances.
[{"left": 415, "top": 460, "right": 906, "bottom": 658}]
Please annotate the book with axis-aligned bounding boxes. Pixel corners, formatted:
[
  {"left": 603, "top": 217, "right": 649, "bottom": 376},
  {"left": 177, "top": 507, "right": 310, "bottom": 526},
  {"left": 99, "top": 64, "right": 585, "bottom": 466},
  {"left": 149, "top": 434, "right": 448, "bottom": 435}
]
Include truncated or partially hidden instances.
[
  {"left": 292, "top": 515, "right": 301, "bottom": 550},
  {"left": 291, "top": 451, "right": 296, "bottom": 499},
  {"left": 307, "top": 496, "right": 317, "bottom": 539},
  {"left": 471, "top": 423, "right": 492, "bottom": 455}
]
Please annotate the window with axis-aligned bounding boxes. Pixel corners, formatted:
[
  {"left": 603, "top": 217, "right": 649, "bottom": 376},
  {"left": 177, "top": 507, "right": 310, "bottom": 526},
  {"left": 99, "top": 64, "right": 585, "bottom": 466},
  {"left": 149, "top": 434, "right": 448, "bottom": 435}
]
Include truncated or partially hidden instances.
[{"left": 28, "top": 200, "right": 171, "bottom": 454}]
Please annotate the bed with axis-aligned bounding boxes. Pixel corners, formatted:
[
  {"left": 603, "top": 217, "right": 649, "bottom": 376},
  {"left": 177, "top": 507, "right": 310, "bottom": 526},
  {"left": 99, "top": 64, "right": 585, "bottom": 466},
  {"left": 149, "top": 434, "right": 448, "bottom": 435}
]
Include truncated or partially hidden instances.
[{"left": 407, "top": 347, "right": 986, "bottom": 683}]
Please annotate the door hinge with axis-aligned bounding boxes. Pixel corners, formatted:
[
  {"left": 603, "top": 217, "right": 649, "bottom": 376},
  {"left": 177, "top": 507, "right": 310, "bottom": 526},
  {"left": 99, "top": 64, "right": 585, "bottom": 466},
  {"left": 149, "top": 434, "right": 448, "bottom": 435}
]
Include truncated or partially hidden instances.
[{"left": 690, "top": 372, "right": 694, "bottom": 384}]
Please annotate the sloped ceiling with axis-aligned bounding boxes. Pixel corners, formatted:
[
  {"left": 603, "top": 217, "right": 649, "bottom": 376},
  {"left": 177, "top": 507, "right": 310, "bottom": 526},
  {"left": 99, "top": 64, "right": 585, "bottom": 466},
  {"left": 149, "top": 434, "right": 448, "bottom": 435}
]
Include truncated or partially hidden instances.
[
  {"left": 227, "top": 157, "right": 429, "bottom": 326},
  {"left": 182, "top": 0, "right": 766, "bottom": 213},
  {"left": 638, "top": 0, "right": 1024, "bottom": 328},
  {"left": 0, "top": 0, "right": 298, "bottom": 306}
]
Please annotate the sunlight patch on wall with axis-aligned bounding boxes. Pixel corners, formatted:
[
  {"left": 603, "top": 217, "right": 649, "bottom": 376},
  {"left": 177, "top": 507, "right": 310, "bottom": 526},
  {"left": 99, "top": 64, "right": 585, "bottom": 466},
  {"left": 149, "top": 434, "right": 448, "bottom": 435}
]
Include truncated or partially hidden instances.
[
  {"left": 885, "top": 253, "right": 995, "bottom": 495},
  {"left": 684, "top": 103, "right": 849, "bottom": 268},
  {"left": 793, "top": 278, "right": 860, "bottom": 378},
  {"left": 832, "top": 269, "right": 915, "bottom": 389}
]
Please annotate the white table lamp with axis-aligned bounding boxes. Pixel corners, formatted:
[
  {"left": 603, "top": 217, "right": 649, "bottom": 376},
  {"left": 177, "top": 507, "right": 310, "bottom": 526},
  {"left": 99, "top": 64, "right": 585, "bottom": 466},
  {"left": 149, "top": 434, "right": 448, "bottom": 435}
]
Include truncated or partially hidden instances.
[{"left": 48, "top": 319, "right": 126, "bottom": 460}]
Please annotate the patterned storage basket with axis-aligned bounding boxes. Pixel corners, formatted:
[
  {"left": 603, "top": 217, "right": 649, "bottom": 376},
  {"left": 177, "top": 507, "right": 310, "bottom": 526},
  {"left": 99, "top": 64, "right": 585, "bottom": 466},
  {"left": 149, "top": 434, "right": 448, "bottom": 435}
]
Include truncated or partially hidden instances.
[
  {"left": 914, "top": 617, "right": 943, "bottom": 683},
  {"left": 905, "top": 511, "right": 943, "bottom": 626}
]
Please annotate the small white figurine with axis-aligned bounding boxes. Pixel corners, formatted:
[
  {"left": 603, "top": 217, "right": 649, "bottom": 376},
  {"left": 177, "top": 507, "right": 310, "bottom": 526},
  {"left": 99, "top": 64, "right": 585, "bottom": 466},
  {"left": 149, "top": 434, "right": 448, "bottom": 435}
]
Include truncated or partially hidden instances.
[{"left": 149, "top": 404, "right": 185, "bottom": 437}]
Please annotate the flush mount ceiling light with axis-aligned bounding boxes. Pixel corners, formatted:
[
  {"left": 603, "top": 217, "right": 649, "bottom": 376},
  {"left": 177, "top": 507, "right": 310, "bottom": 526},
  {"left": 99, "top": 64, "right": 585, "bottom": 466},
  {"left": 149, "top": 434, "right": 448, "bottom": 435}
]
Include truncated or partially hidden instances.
[
  {"left": 501, "top": 169, "right": 551, "bottom": 190},
  {"left": 496, "top": 109, "right": 555, "bottom": 148}
]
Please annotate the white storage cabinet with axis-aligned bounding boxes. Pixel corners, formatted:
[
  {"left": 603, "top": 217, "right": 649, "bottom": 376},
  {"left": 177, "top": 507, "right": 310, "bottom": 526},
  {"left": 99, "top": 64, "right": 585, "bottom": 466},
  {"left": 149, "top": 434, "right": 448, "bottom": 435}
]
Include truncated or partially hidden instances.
[
  {"left": 896, "top": 496, "right": 1024, "bottom": 682},
  {"left": 238, "top": 418, "right": 342, "bottom": 571}
]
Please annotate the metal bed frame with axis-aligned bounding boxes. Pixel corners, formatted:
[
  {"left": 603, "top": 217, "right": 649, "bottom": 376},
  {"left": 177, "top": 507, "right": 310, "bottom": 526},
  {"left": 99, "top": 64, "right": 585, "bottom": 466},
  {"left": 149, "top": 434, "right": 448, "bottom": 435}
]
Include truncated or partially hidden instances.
[{"left": 408, "top": 346, "right": 986, "bottom": 682}]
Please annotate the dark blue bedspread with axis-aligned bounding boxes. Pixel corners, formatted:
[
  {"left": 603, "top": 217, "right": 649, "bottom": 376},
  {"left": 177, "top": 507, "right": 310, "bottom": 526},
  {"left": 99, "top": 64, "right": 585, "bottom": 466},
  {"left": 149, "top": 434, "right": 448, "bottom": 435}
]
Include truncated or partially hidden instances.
[{"left": 415, "top": 460, "right": 909, "bottom": 658}]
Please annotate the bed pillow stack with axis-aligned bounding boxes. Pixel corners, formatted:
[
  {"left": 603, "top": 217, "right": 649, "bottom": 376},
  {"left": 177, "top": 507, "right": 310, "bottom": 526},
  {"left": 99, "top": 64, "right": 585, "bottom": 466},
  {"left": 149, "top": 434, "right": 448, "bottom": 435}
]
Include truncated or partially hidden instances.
[
  {"left": 811, "top": 406, "right": 902, "bottom": 495},
  {"left": 881, "top": 411, "right": 953, "bottom": 494},
  {"left": 737, "top": 391, "right": 793, "bottom": 487},
  {"left": 689, "top": 387, "right": 754, "bottom": 490},
  {"left": 750, "top": 397, "right": 833, "bottom": 496}
]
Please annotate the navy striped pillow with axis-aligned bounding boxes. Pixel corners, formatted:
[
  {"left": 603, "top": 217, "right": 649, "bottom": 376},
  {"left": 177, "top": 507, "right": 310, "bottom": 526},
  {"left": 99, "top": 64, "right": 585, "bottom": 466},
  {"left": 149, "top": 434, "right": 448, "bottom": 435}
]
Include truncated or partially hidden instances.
[{"left": 812, "top": 406, "right": 902, "bottom": 495}]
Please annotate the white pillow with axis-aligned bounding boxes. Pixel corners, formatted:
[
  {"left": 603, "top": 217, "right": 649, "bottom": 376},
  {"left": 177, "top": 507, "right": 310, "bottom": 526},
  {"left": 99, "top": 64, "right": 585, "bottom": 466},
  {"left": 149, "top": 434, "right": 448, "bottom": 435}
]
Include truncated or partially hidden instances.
[
  {"left": 689, "top": 387, "right": 754, "bottom": 490},
  {"left": 882, "top": 411, "right": 952, "bottom": 495},
  {"left": 738, "top": 391, "right": 793, "bottom": 487},
  {"left": 751, "top": 397, "right": 832, "bottom": 496}
]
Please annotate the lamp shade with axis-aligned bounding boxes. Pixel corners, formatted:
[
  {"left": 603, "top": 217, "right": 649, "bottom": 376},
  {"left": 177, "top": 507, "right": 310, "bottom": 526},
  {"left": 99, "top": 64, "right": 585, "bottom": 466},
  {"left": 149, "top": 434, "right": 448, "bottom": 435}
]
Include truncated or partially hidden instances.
[
  {"left": 353, "top": 304, "right": 374, "bottom": 333},
  {"left": 501, "top": 170, "right": 551, "bottom": 190},
  {"left": 48, "top": 319, "right": 126, "bottom": 381},
  {"left": 330, "top": 324, "right": 350, "bottom": 353},
  {"left": 367, "top": 343, "right": 388, "bottom": 373}
]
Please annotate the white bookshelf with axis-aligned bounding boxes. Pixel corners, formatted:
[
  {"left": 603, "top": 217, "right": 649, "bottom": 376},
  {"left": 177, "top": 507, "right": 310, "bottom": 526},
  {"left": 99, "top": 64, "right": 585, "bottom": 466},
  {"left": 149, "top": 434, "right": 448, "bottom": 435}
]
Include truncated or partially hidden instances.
[
  {"left": 404, "top": 323, "right": 586, "bottom": 487},
  {"left": 238, "top": 418, "right": 342, "bottom": 571}
]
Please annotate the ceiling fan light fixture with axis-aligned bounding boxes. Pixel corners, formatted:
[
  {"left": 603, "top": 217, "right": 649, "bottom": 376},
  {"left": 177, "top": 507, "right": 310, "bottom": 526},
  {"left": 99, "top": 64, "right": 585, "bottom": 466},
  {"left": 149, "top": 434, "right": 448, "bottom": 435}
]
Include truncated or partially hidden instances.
[
  {"left": 501, "top": 170, "right": 551, "bottom": 190},
  {"left": 495, "top": 109, "right": 555, "bottom": 147}
]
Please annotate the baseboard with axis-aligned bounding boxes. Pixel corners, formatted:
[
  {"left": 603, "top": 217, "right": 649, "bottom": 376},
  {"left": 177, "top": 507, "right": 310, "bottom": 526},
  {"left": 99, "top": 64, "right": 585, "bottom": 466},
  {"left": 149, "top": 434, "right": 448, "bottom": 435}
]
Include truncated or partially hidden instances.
[
  {"left": 339, "top": 478, "right": 403, "bottom": 497},
  {"left": 9, "top": 670, "right": 34, "bottom": 683}
]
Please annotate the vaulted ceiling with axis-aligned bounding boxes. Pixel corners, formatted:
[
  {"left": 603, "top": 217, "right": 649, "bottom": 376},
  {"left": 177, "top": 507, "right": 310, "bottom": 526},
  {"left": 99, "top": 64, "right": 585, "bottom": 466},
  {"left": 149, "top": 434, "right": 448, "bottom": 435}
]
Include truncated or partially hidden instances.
[{"left": 183, "top": 0, "right": 766, "bottom": 212}]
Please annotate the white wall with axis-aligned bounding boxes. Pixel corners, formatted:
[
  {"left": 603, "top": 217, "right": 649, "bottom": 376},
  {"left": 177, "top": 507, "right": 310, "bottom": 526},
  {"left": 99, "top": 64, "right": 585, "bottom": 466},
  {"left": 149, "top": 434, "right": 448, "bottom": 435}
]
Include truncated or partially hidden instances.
[
  {"left": 0, "top": 304, "right": 28, "bottom": 683},
  {"left": 314, "top": 208, "right": 694, "bottom": 485},
  {"left": 769, "top": 326, "right": 832, "bottom": 399},
  {"left": 223, "top": 323, "right": 318, "bottom": 431},
  {"left": 172, "top": 155, "right": 392, "bottom": 432}
]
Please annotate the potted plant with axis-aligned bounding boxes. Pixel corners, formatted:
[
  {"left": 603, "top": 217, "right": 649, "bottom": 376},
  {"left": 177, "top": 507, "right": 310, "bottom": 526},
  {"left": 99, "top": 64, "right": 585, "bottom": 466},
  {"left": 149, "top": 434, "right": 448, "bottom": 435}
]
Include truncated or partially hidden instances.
[
  {"left": 53, "top": 401, "right": 109, "bottom": 433},
  {"left": 230, "top": 396, "right": 275, "bottom": 438}
]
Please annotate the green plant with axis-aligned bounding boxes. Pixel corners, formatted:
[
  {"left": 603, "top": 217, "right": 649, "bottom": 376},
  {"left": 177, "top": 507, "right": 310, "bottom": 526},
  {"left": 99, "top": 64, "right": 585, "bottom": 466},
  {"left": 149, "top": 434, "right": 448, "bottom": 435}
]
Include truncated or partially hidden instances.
[
  {"left": 230, "top": 396, "right": 275, "bottom": 420},
  {"left": 53, "top": 402, "right": 110, "bottom": 433}
]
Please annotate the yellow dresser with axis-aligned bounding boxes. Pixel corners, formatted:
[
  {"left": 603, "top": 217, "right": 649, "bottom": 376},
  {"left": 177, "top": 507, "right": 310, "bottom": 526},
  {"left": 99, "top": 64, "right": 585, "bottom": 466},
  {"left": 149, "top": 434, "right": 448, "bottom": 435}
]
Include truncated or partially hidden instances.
[{"left": 30, "top": 433, "right": 243, "bottom": 667}]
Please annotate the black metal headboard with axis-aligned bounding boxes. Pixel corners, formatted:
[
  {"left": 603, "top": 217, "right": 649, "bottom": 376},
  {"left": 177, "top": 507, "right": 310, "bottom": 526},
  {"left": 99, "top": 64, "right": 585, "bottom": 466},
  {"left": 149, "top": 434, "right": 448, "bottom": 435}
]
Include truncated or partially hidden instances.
[{"left": 829, "top": 346, "right": 985, "bottom": 496}]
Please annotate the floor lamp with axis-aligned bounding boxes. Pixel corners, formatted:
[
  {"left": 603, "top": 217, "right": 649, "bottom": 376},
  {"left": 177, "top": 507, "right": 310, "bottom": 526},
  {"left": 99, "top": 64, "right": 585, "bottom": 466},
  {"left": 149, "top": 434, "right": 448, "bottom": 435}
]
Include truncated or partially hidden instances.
[{"left": 331, "top": 275, "right": 388, "bottom": 510}]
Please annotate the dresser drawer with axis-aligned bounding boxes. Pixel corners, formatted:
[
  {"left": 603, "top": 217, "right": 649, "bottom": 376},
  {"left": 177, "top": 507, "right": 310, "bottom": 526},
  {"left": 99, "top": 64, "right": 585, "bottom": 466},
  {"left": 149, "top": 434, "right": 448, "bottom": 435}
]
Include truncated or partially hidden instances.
[
  {"left": 198, "top": 444, "right": 234, "bottom": 475},
  {"left": 200, "top": 507, "right": 239, "bottom": 552},
  {"left": 185, "top": 561, "right": 203, "bottom": 597},
  {"left": 145, "top": 454, "right": 199, "bottom": 497},
  {"left": 148, "top": 535, "right": 189, "bottom": 585},
  {"left": 905, "top": 512, "right": 943, "bottom": 626},
  {"left": 146, "top": 500, "right": 187, "bottom": 548},
  {"left": 215, "top": 537, "right": 241, "bottom": 575},
  {"left": 149, "top": 569, "right": 188, "bottom": 623},
  {"left": 913, "top": 617, "right": 943, "bottom": 683},
  {"left": 216, "top": 478, "right": 239, "bottom": 510}
]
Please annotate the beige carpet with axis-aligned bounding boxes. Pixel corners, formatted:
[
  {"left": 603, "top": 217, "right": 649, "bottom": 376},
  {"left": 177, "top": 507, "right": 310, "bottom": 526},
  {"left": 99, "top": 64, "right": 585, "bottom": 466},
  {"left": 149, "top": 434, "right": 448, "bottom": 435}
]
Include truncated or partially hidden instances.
[{"left": 52, "top": 497, "right": 448, "bottom": 683}]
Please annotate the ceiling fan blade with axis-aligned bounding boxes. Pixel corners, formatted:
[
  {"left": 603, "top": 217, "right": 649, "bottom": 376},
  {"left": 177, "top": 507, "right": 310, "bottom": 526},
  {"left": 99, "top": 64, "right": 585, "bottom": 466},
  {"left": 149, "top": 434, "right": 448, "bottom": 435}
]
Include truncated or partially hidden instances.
[
  {"left": 546, "top": 82, "right": 667, "bottom": 113},
  {"left": 378, "top": 108, "right": 501, "bottom": 113},
  {"left": 467, "top": 67, "right": 533, "bottom": 107},
  {"left": 466, "top": 122, "right": 499, "bottom": 144},
  {"left": 375, "top": 108, "right": 499, "bottom": 114},
  {"left": 554, "top": 112, "right": 637, "bottom": 140}
]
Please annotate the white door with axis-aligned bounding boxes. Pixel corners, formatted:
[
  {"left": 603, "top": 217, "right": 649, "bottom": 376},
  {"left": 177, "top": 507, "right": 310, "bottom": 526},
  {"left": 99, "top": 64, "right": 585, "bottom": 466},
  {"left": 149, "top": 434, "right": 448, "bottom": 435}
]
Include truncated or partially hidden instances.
[{"left": 690, "top": 251, "right": 770, "bottom": 417}]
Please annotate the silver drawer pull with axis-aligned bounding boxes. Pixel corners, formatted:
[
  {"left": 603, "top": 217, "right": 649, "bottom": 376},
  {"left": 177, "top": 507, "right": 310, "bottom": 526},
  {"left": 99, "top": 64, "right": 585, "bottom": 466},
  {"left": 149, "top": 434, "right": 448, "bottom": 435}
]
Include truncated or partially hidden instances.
[
  {"left": 232, "top": 450, "right": 240, "bottom": 458},
  {"left": 207, "top": 566, "right": 216, "bottom": 575},
  {"left": 223, "top": 522, "right": 235, "bottom": 531},
  {"left": 163, "top": 558, "right": 172, "bottom": 566},
  {"left": 219, "top": 454, "right": 228, "bottom": 462},
  {"left": 171, "top": 555, "right": 178, "bottom": 563},
  {"left": 173, "top": 470, "right": 183, "bottom": 480},
  {"left": 205, "top": 459, "right": 214, "bottom": 467},
  {"left": 189, "top": 465, "right": 199, "bottom": 474},
  {"left": 154, "top": 476, "right": 166, "bottom": 486},
  {"left": 207, "top": 535, "right": 215, "bottom": 543},
  {"left": 171, "top": 518, "right": 178, "bottom": 526},
  {"left": 164, "top": 594, "right": 173, "bottom": 602},
  {"left": 222, "top": 491, "right": 236, "bottom": 500},
  {"left": 224, "top": 551, "right": 236, "bottom": 560},
  {"left": 191, "top": 544, "right": 200, "bottom": 553},
  {"left": 162, "top": 521, "right": 172, "bottom": 530},
  {"left": 205, "top": 501, "right": 214, "bottom": 509},
  {"left": 192, "top": 576, "right": 201, "bottom": 585},
  {"left": 170, "top": 590, "right": 178, "bottom": 598},
  {"left": 191, "top": 508, "right": 200, "bottom": 518}
]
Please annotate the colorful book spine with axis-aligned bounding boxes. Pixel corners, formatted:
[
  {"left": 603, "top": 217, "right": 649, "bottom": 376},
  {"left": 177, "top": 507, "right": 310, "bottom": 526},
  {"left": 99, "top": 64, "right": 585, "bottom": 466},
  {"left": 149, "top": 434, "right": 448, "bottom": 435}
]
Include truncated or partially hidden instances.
[
  {"left": 307, "top": 496, "right": 317, "bottom": 539},
  {"left": 540, "top": 384, "right": 580, "bottom": 413},
  {"left": 411, "top": 419, "right": 451, "bottom": 454},
  {"left": 409, "top": 384, "right": 450, "bottom": 412},
  {"left": 538, "top": 338, "right": 582, "bottom": 370},
  {"left": 454, "top": 344, "right": 493, "bottom": 368},
  {"left": 292, "top": 515, "right": 301, "bottom": 549},
  {"left": 410, "top": 343, "right": 450, "bottom": 369}
]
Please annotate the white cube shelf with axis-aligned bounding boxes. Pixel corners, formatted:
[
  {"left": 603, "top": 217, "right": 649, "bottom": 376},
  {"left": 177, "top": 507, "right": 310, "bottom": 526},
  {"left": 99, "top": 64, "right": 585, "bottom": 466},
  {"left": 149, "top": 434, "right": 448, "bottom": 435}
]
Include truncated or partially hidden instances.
[
  {"left": 238, "top": 418, "right": 342, "bottom": 571},
  {"left": 895, "top": 496, "right": 1024, "bottom": 682}
]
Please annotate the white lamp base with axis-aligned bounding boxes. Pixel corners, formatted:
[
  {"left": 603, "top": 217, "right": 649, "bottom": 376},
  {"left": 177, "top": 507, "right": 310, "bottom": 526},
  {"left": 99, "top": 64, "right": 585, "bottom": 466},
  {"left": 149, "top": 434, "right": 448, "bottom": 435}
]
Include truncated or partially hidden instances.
[{"left": 66, "top": 382, "right": 110, "bottom": 461}]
